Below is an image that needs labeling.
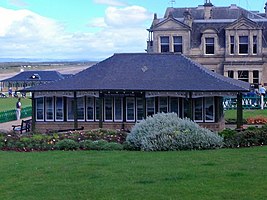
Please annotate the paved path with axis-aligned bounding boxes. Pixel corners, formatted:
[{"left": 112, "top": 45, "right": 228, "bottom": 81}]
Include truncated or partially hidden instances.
[{"left": 0, "top": 117, "right": 31, "bottom": 132}]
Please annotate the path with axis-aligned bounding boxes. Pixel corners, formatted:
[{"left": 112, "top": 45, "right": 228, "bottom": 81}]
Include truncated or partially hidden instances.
[{"left": 0, "top": 117, "right": 31, "bottom": 132}]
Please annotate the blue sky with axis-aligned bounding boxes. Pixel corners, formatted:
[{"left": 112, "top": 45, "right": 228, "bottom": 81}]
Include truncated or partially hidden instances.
[{"left": 0, "top": 0, "right": 265, "bottom": 61}]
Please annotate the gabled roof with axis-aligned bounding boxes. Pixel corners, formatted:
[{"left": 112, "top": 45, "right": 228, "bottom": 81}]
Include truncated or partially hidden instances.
[
  {"left": 1, "top": 71, "right": 69, "bottom": 82},
  {"left": 25, "top": 53, "right": 250, "bottom": 92}
]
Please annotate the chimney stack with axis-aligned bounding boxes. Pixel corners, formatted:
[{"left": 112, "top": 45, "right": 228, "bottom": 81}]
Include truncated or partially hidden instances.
[{"left": 204, "top": 0, "right": 213, "bottom": 19}]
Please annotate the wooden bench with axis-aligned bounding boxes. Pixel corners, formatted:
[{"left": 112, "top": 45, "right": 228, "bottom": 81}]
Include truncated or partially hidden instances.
[{"left": 12, "top": 119, "right": 32, "bottom": 134}]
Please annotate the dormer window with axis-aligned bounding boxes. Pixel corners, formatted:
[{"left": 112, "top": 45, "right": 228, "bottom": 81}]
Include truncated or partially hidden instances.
[
  {"left": 230, "top": 36, "right": 235, "bottom": 54},
  {"left": 239, "top": 36, "right": 248, "bottom": 54},
  {"left": 30, "top": 74, "right": 40, "bottom": 80},
  {"left": 205, "top": 38, "right": 214, "bottom": 54},
  {"left": 173, "top": 36, "right": 183, "bottom": 53},
  {"left": 253, "top": 36, "right": 257, "bottom": 54},
  {"left": 160, "top": 36, "right": 170, "bottom": 52}
]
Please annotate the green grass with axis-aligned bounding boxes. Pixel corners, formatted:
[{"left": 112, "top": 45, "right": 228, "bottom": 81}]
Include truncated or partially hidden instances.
[
  {"left": 0, "top": 147, "right": 267, "bottom": 200},
  {"left": 224, "top": 109, "right": 267, "bottom": 120},
  {"left": 0, "top": 98, "right": 31, "bottom": 112}
]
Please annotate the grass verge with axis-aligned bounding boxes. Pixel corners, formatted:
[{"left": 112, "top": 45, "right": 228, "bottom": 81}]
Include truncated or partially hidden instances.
[
  {"left": 224, "top": 109, "right": 267, "bottom": 120},
  {"left": 0, "top": 147, "right": 266, "bottom": 200},
  {"left": 0, "top": 98, "right": 31, "bottom": 112}
]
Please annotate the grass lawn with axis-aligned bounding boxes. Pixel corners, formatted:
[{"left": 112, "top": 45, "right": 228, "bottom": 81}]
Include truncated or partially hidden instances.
[
  {"left": 0, "top": 98, "right": 31, "bottom": 112},
  {"left": 224, "top": 109, "right": 267, "bottom": 120},
  {"left": 0, "top": 147, "right": 266, "bottom": 200}
]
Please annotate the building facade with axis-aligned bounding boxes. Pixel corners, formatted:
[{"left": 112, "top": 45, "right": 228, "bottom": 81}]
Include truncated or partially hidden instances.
[
  {"left": 25, "top": 53, "right": 250, "bottom": 132},
  {"left": 147, "top": 1, "right": 267, "bottom": 87}
]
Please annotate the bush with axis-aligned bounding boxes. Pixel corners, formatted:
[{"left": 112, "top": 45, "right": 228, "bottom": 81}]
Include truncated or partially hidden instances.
[
  {"left": 55, "top": 139, "right": 79, "bottom": 150},
  {"left": 102, "top": 142, "right": 123, "bottom": 151},
  {"left": 126, "top": 113, "right": 223, "bottom": 151}
]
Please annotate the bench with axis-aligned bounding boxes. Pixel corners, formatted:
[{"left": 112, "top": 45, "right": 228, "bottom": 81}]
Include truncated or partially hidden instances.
[{"left": 12, "top": 119, "right": 32, "bottom": 134}]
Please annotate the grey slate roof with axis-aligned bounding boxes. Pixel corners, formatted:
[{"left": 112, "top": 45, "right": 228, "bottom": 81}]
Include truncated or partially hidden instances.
[
  {"left": 25, "top": 53, "right": 250, "bottom": 92},
  {"left": 1, "top": 71, "right": 70, "bottom": 82}
]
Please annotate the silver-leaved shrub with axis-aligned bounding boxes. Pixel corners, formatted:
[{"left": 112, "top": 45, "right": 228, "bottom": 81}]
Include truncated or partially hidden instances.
[{"left": 126, "top": 113, "right": 223, "bottom": 151}]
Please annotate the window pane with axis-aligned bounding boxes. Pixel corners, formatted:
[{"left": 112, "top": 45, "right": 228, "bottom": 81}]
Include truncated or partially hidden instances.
[
  {"left": 45, "top": 97, "right": 54, "bottom": 121},
  {"left": 95, "top": 98, "right": 100, "bottom": 121},
  {"left": 170, "top": 97, "right": 179, "bottom": 114},
  {"left": 228, "top": 70, "right": 234, "bottom": 78},
  {"left": 230, "top": 36, "right": 234, "bottom": 54},
  {"left": 105, "top": 97, "right": 113, "bottom": 121},
  {"left": 159, "top": 97, "right": 168, "bottom": 113},
  {"left": 183, "top": 99, "right": 190, "bottom": 118},
  {"left": 36, "top": 97, "right": 44, "bottom": 121},
  {"left": 239, "top": 36, "right": 248, "bottom": 54},
  {"left": 194, "top": 98, "right": 203, "bottom": 121},
  {"left": 253, "top": 70, "right": 259, "bottom": 84},
  {"left": 173, "top": 36, "right": 182, "bottom": 53},
  {"left": 146, "top": 97, "right": 155, "bottom": 116},
  {"left": 114, "top": 97, "right": 123, "bottom": 121},
  {"left": 77, "top": 97, "right": 85, "bottom": 120},
  {"left": 253, "top": 36, "right": 257, "bottom": 54},
  {"left": 67, "top": 98, "right": 74, "bottom": 120},
  {"left": 126, "top": 97, "right": 135, "bottom": 121},
  {"left": 238, "top": 71, "right": 249, "bottom": 82},
  {"left": 136, "top": 98, "right": 144, "bottom": 121},
  {"left": 205, "top": 38, "right": 214, "bottom": 54},
  {"left": 86, "top": 97, "right": 94, "bottom": 121},
  {"left": 56, "top": 97, "right": 63, "bottom": 121},
  {"left": 205, "top": 97, "right": 214, "bottom": 121},
  {"left": 160, "top": 36, "right": 169, "bottom": 52}
]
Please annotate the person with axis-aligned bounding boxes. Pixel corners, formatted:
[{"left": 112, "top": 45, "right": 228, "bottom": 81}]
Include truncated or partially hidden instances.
[
  {"left": 8, "top": 87, "right": 12, "bottom": 97},
  {"left": 16, "top": 98, "right": 22, "bottom": 120},
  {"left": 259, "top": 85, "right": 266, "bottom": 109}
]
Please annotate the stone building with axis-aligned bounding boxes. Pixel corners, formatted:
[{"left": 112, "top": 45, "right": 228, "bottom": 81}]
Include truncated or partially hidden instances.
[{"left": 146, "top": 1, "right": 267, "bottom": 87}]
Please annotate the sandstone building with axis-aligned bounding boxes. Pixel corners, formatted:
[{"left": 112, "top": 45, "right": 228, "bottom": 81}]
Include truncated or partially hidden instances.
[{"left": 147, "top": 1, "right": 267, "bottom": 87}]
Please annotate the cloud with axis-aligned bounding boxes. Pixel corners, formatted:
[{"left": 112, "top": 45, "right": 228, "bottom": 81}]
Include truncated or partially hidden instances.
[
  {"left": 0, "top": 5, "right": 153, "bottom": 61},
  {"left": 93, "top": 0, "right": 127, "bottom": 7},
  {"left": 8, "top": 0, "right": 28, "bottom": 7}
]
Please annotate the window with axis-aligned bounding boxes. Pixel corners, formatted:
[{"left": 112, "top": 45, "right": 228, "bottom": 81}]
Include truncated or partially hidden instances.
[
  {"left": 183, "top": 99, "right": 190, "bottom": 118},
  {"left": 194, "top": 98, "right": 203, "bottom": 122},
  {"left": 36, "top": 97, "right": 44, "bottom": 121},
  {"left": 205, "top": 97, "right": 214, "bottom": 122},
  {"left": 114, "top": 97, "right": 123, "bottom": 122},
  {"left": 95, "top": 98, "right": 101, "bottom": 121},
  {"left": 77, "top": 97, "right": 85, "bottom": 121},
  {"left": 55, "top": 97, "right": 64, "bottom": 121},
  {"left": 169, "top": 97, "right": 179, "bottom": 115},
  {"left": 205, "top": 38, "right": 214, "bottom": 54},
  {"left": 238, "top": 70, "right": 249, "bottom": 82},
  {"left": 160, "top": 36, "right": 169, "bottom": 52},
  {"left": 86, "top": 97, "right": 94, "bottom": 121},
  {"left": 45, "top": 97, "right": 54, "bottom": 121},
  {"left": 136, "top": 98, "right": 144, "bottom": 121},
  {"left": 67, "top": 98, "right": 74, "bottom": 121},
  {"left": 228, "top": 70, "right": 234, "bottom": 78},
  {"left": 173, "top": 36, "right": 182, "bottom": 53},
  {"left": 159, "top": 97, "right": 168, "bottom": 113},
  {"left": 253, "top": 36, "right": 257, "bottom": 54},
  {"left": 230, "top": 36, "right": 234, "bottom": 54},
  {"left": 126, "top": 97, "right": 135, "bottom": 121},
  {"left": 239, "top": 36, "right": 248, "bottom": 54},
  {"left": 104, "top": 97, "right": 113, "bottom": 121},
  {"left": 253, "top": 70, "right": 259, "bottom": 84},
  {"left": 146, "top": 97, "right": 155, "bottom": 116}
]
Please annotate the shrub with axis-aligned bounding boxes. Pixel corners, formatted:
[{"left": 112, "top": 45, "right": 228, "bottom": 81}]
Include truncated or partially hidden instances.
[
  {"left": 102, "top": 142, "right": 123, "bottom": 151},
  {"left": 126, "top": 113, "right": 223, "bottom": 151},
  {"left": 55, "top": 139, "right": 79, "bottom": 150}
]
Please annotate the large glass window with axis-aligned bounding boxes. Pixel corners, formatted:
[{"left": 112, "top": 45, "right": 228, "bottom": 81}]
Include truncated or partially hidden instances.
[
  {"left": 205, "top": 38, "right": 214, "bottom": 54},
  {"left": 239, "top": 36, "right": 248, "bottom": 54},
  {"left": 238, "top": 70, "right": 249, "bottom": 82},
  {"left": 146, "top": 97, "right": 155, "bottom": 116},
  {"left": 55, "top": 97, "right": 64, "bottom": 121},
  {"left": 205, "top": 97, "right": 214, "bottom": 122},
  {"left": 173, "top": 36, "right": 182, "bottom": 53},
  {"left": 95, "top": 98, "right": 101, "bottom": 121},
  {"left": 169, "top": 97, "right": 179, "bottom": 115},
  {"left": 67, "top": 98, "right": 74, "bottom": 121},
  {"left": 86, "top": 97, "right": 94, "bottom": 121},
  {"left": 36, "top": 97, "right": 44, "bottom": 121},
  {"left": 159, "top": 97, "right": 168, "bottom": 113},
  {"left": 253, "top": 36, "right": 257, "bottom": 54},
  {"left": 136, "top": 98, "right": 144, "bottom": 121},
  {"left": 114, "top": 97, "right": 123, "bottom": 122},
  {"left": 230, "top": 36, "right": 235, "bottom": 54},
  {"left": 77, "top": 97, "right": 85, "bottom": 121},
  {"left": 183, "top": 99, "right": 190, "bottom": 118},
  {"left": 194, "top": 98, "right": 203, "bottom": 122},
  {"left": 45, "top": 97, "right": 54, "bottom": 121},
  {"left": 104, "top": 97, "right": 113, "bottom": 121},
  {"left": 126, "top": 97, "right": 135, "bottom": 121},
  {"left": 160, "top": 36, "right": 170, "bottom": 52}
]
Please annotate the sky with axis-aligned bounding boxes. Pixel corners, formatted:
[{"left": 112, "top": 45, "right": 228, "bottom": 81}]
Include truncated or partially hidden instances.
[{"left": 0, "top": 0, "right": 266, "bottom": 61}]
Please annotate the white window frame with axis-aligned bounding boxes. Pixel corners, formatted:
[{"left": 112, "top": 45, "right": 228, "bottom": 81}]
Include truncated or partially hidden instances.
[
  {"left": 239, "top": 36, "right": 249, "bottom": 55},
  {"left": 67, "top": 98, "right": 74, "bottom": 121},
  {"left": 160, "top": 36, "right": 170, "bottom": 52},
  {"left": 36, "top": 97, "right": 44, "bottom": 121},
  {"left": 126, "top": 97, "right": 135, "bottom": 122},
  {"left": 77, "top": 97, "right": 85, "bottom": 121},
  {"left": 86, "top": 97, "right": 95, "bottom": 121},
  {"left": 114, "top": 97, "right": 123, "bottom": 122},
  {"left": 173, "top": 36, "right": 183, "bottom": 53},
  {"left": 55, "top": 97, "right": 64, "bottom": 122}
]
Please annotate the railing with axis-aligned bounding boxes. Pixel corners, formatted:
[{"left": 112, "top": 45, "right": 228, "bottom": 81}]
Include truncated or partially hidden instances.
[
  {"left": 0, "top": 106, "right": 32, "bottom": 123},
  {"left": 223, "top": 96, "right": 266, "bottom": 110}
]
